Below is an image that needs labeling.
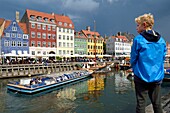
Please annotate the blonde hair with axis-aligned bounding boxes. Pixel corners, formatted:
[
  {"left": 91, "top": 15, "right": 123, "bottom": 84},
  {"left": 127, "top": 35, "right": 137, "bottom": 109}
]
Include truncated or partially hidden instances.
[{"left": 135, "top": 13, "right": 154, "bottom": 29}]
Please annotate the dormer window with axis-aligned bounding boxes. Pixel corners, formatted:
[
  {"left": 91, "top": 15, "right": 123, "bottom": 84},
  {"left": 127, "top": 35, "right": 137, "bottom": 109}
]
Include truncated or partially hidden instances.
[
  {"left": 37, "top": 16, "right": 42, "bottom": 21},
  {"left": 69, "top": 24, "right": 72, "bottom": 27},
  {"left": 59, "top": 22, "right": 62, "bottom": 26},
  {"left": 64, "top": 23, "right": 67, "bottom": 26},
  {"left": 50, "top": 19, "right": 55, "bottom": 23},
  {"left": 44, "top": 17, "right": 48, "bottom": 22},
  {"left": 30, "top": 15, "right": 35, "bottom": 20},
  {"left": 87, "top": 34, "right": 91, "bottom": 38}
]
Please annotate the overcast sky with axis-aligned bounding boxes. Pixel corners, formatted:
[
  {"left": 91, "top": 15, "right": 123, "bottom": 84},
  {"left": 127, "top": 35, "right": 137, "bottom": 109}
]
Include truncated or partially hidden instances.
[{"left": 0, "top": 0, "right": 170, "bottom": 42}]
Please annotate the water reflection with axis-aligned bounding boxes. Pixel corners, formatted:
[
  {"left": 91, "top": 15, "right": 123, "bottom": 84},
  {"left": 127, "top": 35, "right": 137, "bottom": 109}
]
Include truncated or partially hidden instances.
[
  {"left": 2, "top": 70, "right": 169, "bottom": 113},
  {"left": 114, "top": 70, "right": 135, "bottom": 94}
]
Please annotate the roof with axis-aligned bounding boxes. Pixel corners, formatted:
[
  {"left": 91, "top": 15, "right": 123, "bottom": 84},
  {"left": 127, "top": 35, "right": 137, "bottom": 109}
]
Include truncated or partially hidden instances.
[
  {"left": 4, "top": 20, "right": 11, "bottom": 29},
  {"left": 111, "top": 35, "right": 128, "bottom": 41},
  {"left": 81, "top": 30, "right": 103, "bottom": 40},
  {"left": 74, "top": 31, "right": 86, "bottom": 39},
  {"left": 26, "top": 9, "right": 55, "bottom": 23},
  {"left": 0, "top": 18, "right": 5, "bottom": 26},
  {"left": 18, "top": 22, "right": 28, "bottom": 34},
  {"left": 3, "top": 20, "right": 28, "bottom": 35},
  {"left": 54, "top": 14, "right": 74, "bottom": 29}
]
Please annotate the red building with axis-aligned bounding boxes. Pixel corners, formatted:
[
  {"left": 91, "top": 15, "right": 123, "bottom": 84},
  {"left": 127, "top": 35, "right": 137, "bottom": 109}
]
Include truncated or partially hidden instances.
[{"left": 21, "top": 9, "right": 57, "bottom": 58}]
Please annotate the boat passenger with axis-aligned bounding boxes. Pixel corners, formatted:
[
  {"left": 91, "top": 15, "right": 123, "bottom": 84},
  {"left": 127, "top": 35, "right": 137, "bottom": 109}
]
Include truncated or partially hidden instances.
[{"left": 30, "top": 80, "right": 35, "bottom": 85}]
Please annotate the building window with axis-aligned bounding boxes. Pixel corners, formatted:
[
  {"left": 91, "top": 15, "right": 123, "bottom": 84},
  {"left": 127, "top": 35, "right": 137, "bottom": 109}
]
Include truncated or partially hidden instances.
[
  {"left": 32, "top": 51, "right": 35, "bottom": 55},
  {"left": 11, "top": 33, "right": 16, "bottom": 38},
  {"left": 5, "top": 33, "right": 10, "bottom": 37},
  {"left": 44, "top": 18, "right": 48, "bottom": 22},
  {"left": 23, "top": 42, "right": 28, "bottom": 47},
  {"left": 63, "top": 50, "right": 66, "bottom": 55},
  {"left": 48, "top": 34, "right": 51, "bottom": 39},
  {"left": 48, "top": 25, "right": 51, "bottom": 31},
  {"left": 42, "top": 25, "right": 46, "bottom": 30},
  {"left": 52, "top": 42, "right": 55, "bottom": 47},
  {"left": 31, "top": 32, "right": 35, "bottom": 38},
  {"left": 17, "top": 34, "right": 22, "bottom": 38},
  {"left": 31, "top": 23, "right": 35, "bottom": 28},
  {"left": 63, "top": 42, "right": 65, "bottom": 47},
  {"left": 67, "top": 29, "right": 69, "bottom": 33},
  {"left": 11, "top": 41, "right": 16, "bottom": 47},
  {"left": 23, "top": 35, "right": 28, "bottom": 39},
  {"left": 42, "top": 42, "right": 46, "bottom": 47},
  {"left": 59, "top": 22, "right": 62, "bottom": 26},
  {"left": 37, "top": 41, "right": 41, "bottom": 47},
  {"left": 42, "top": 33, "right": 46, "bottom": 39},
  {"left": 67, "top": 43, "right": 69, "bottom": 47},
  {"left": 62, "top": 35, "right": 65, "bottom": 40},
  {"left": 17, "top": 41, "right": 22, "bottom": 47},
  {"left": 37, "top": 24, "right": 41, "bottom": 29},
  {"left": 37, "top": 32, "right": 41, "bottom": 38},
  {"left": 48, "top": 42, "right": 51, "bottom": 47},
  {"left": 52, "top": 34, "right": 55, "bottom": 39},
  {"left": 63, "top": 28, "right": 65, "bottom": 32},
  {"left": 70, "top": 36, "right": 73, "bottom": 40},
  {"left": 59, "top": 35, "right": 61, "bottom": 39},
  {"left": 67, "top": 36, "right": 69, "bottom": 40},
  {"left": 59, "top": 50, "right": 62, "bottom": 55},
  {"left": 4, "top": 40, "right": 10, "bottom": 47},
  {"left": 67, "top": 50, "right": 69, "bottom": 54},
  {"left": 12, "top": 27, "right": 17, "bottom": 31},
  {"left": 30, "top": 15, "right": 35, "bottom": 20},
  {"left": 64, "top": 23, "right": 67, "bottom": 27},
  {"left": 71, "top": 43, "right": 73, "bottom": 47},
  {"left": 59, "top": 28, "right": 61, "bottom": 32},
  {"left": 31, "top": 41, "right": 35, "bottom": 47},
  {"left": 59, "top": 42, "right": 61, "bottom": 47},
  {"left": 69, "top": 24, "right": 72, "bottom": 27},
  {"left": 52, "top": 26, "right": 55, "bottom": 31}
]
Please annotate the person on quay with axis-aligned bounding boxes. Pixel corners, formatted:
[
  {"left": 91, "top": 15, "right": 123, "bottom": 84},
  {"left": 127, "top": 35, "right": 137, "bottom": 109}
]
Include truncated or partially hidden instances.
[{"left": 130, "top": 13, "right": 166, "bottom": 113}]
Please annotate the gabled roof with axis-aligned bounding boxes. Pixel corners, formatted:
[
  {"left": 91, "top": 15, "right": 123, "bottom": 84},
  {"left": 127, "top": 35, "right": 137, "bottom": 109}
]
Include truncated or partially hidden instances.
[
  {"left": 26, "top": 9, "right": 55, "bottom": 23},
  {"left": 0, "top": 18, "right": 5, "bottom": 26},
  {"left": 3, "top": 20, "right": 28, "bottom": 35},
  {"left": 54, "top": 14, "right": 74, "bottom": 29}
]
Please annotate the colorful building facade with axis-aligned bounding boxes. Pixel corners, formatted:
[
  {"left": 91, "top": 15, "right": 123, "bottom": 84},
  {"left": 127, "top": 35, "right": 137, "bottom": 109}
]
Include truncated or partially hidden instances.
[
  {"left": 74, "top": 32, "right": 87, "bottom": 55},
  {"left": 1, "top": 20, "right": 29, "bottom": 55}
]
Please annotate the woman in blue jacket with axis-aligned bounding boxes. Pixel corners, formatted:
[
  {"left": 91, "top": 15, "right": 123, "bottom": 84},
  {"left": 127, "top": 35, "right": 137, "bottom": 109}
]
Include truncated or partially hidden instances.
[{"left": 130, "top": 13, "right": 166, "bottom": 113}]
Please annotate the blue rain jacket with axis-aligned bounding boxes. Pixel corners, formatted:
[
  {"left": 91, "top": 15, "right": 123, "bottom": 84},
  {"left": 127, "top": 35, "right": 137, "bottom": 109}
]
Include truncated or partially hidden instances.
[{"left": 130, "top": 30, "right": 166, "bottom": 83}]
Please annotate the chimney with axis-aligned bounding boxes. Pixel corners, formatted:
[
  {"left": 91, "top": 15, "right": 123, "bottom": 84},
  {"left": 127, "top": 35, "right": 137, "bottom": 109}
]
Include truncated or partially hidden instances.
[
  {"left": 86, "top": 26, "right": 90, "bottom": 31},
  {"left": 51, "top": 12, "right": 54, "bottom": 16},
  {"left": 16, "top": 11, "right": 19, "bottom": 22}
]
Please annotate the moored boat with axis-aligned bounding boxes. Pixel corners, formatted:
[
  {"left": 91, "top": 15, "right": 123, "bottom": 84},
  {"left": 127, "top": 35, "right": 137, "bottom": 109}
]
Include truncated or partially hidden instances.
[{"left": 7, "top": 70, "right": 93, "bottom": 94}]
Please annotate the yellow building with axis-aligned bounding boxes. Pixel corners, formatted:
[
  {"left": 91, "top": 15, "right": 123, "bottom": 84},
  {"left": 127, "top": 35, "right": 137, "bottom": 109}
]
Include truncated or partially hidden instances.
[{"left": 81, "top": 26, "right": 104, "bottom": 56}]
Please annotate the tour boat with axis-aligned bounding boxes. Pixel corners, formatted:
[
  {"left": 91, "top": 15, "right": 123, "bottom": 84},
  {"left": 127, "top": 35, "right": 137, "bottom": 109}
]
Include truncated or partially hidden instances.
[{"left": 7, "top": 70, "right": 93, "bottom": 94}]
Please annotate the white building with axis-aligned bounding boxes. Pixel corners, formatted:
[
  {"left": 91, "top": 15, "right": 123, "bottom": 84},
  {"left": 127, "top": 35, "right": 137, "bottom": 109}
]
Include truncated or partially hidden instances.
[
  {"left": 55, "top": 14, "right": 75, "bottom": 56},
  {"left": 106, "top": 35, "right": 131, "bottom": 58}
]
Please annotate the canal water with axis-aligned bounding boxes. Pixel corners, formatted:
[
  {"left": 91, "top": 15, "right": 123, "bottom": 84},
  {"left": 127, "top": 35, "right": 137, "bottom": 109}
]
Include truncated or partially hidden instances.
[{"left": 0, "top": 70, "right": 170, "bottom": 113}]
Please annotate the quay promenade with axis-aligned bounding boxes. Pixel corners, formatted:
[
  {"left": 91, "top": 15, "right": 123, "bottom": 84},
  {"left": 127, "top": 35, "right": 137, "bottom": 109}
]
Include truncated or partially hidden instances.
[{"left": 0, "top": 63, "right": 75, "bottom": 79}]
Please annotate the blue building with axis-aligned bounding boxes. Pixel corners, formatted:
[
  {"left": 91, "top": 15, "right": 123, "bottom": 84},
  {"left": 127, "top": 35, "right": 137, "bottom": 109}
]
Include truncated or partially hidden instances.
[{"left": 1, "top": 20, "right": 29, "bottom": 56}]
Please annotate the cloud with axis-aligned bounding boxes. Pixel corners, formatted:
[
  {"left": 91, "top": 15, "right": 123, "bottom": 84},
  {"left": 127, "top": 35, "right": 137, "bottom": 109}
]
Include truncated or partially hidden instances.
[
  {"left": 62, "top": 0, "right": 100, "bottom": 12},
  {"left": 107, "top": 0, "right": 119, "bottom": 4}
]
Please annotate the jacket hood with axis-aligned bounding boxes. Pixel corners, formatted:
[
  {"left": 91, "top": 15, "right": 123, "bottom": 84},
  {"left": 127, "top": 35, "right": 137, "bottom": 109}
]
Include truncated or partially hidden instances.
[{"left": 140, "top": 30, "right": 161, "bottom": 42}]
